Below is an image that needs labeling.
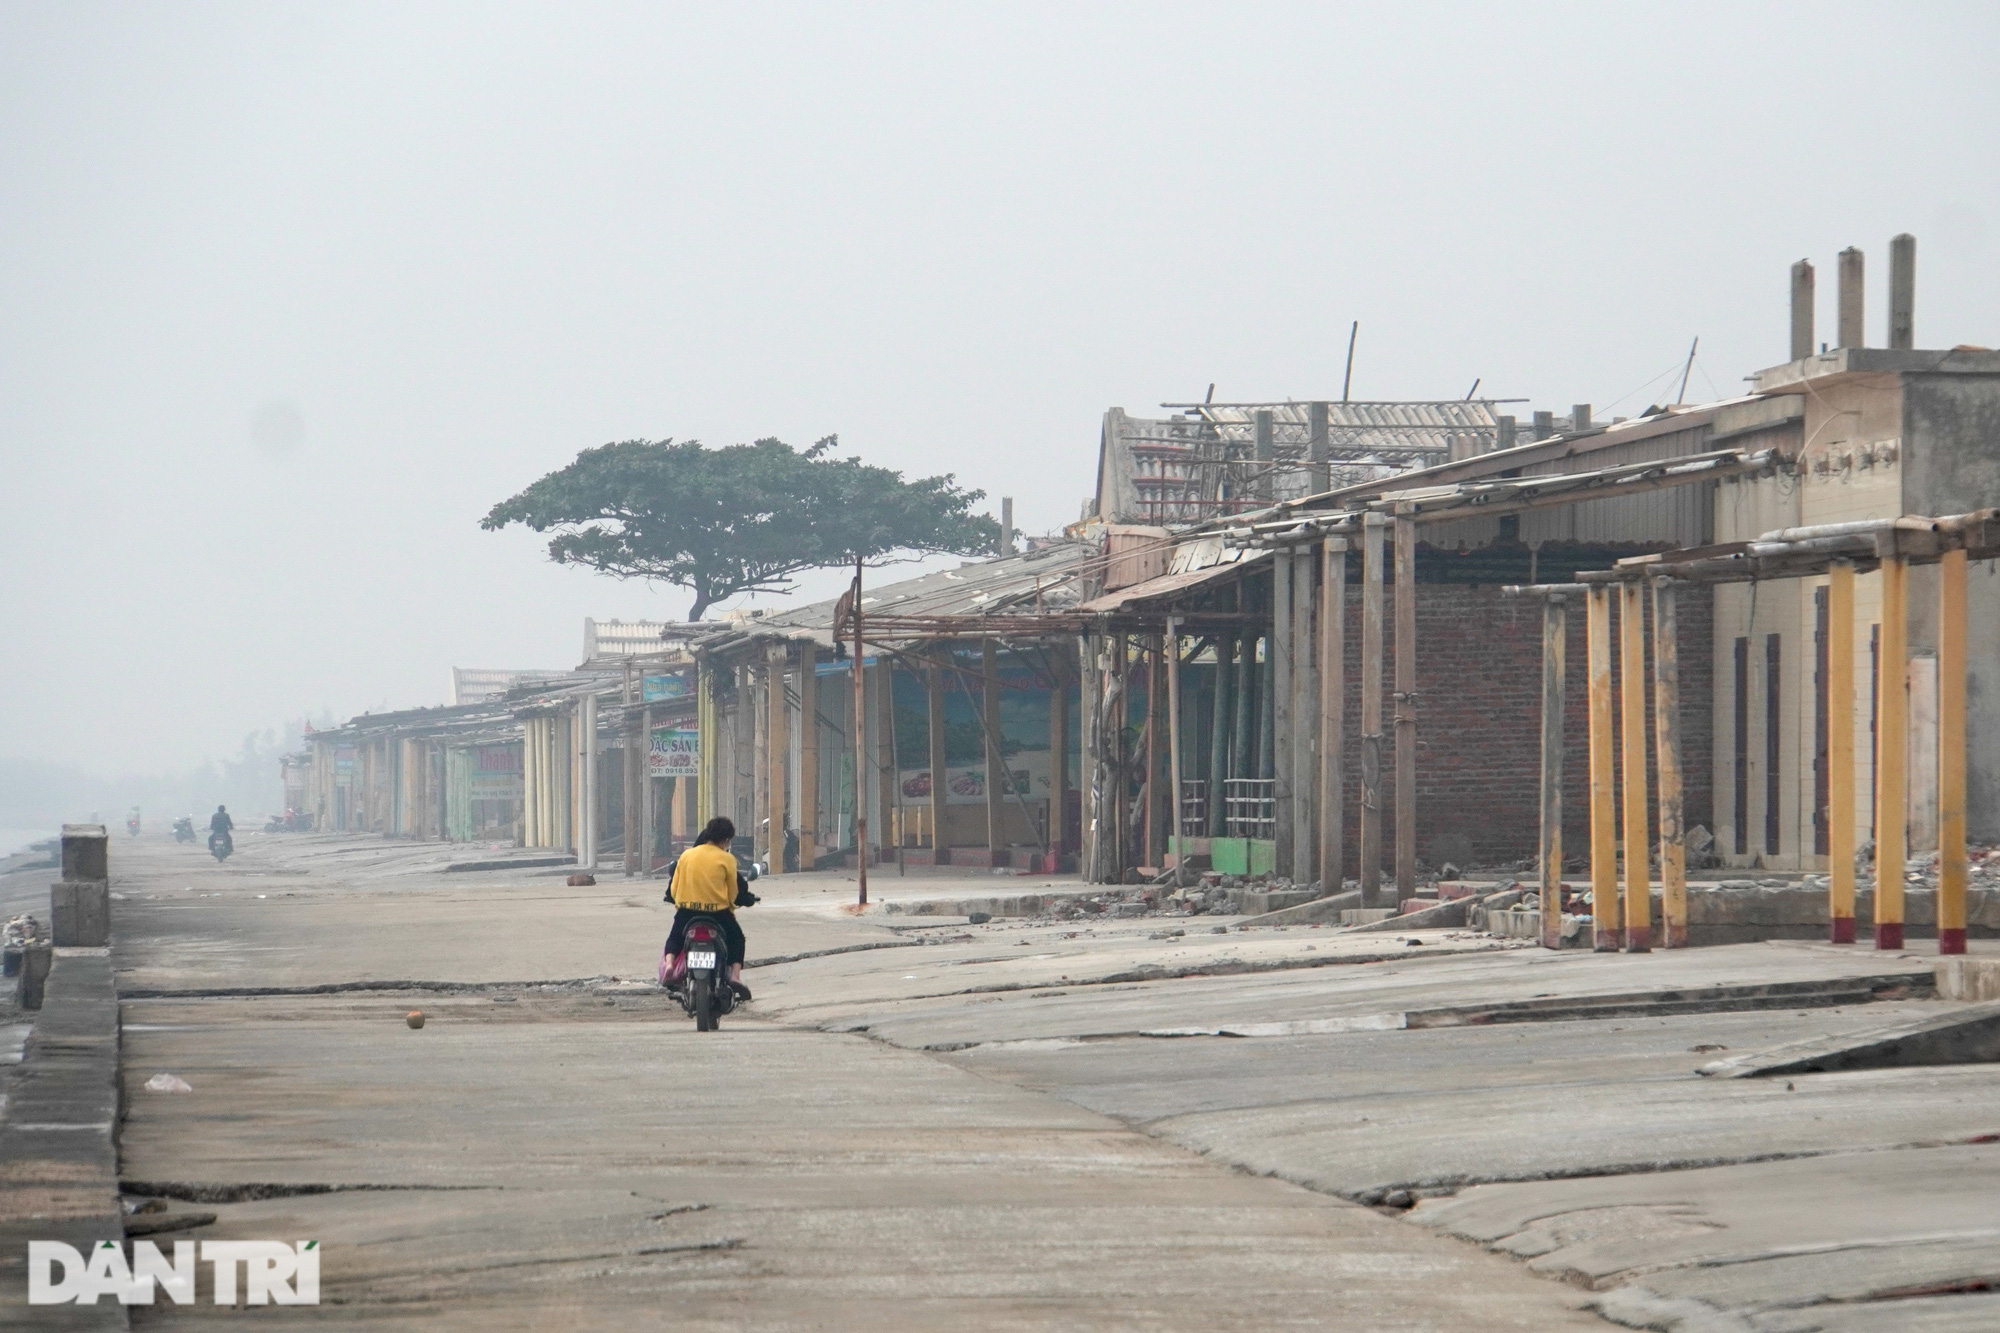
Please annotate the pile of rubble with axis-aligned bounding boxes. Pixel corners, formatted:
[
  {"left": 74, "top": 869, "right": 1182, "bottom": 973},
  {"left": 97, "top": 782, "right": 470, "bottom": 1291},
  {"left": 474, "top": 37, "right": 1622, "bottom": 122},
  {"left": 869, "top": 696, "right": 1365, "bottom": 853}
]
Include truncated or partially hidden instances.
[{"left": 3, "top": 914, "right": 44, "bottom": 949}]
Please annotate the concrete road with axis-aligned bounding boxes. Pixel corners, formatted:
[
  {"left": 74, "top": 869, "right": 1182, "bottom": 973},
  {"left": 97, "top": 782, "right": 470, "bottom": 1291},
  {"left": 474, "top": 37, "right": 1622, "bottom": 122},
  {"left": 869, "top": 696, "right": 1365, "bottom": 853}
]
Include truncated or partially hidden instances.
[
  {"left": 95, "top": 836, "right": 1603, "bottom": 1329},
  {"left": 19, "top": 833, "right": 2000, "bottom": 1329}
]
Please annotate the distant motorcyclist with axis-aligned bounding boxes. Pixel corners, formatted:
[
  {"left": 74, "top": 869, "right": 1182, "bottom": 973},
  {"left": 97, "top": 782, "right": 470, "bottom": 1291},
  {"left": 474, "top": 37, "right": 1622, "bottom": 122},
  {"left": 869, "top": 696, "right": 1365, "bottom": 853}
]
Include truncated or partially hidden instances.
[
  {"left": 662, "top": 817, "right": 755, "bottom": 1001},
  {"left": 208, "top": 805, "right": 234, "bottom": 855}
]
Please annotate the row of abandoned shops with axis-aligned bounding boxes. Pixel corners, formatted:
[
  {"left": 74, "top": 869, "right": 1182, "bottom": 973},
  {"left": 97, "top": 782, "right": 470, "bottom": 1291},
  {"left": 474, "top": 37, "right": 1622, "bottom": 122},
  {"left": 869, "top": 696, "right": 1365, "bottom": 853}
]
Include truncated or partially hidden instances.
[{"left": 295, "top": 250, "right": 2000, "bottom": 947}]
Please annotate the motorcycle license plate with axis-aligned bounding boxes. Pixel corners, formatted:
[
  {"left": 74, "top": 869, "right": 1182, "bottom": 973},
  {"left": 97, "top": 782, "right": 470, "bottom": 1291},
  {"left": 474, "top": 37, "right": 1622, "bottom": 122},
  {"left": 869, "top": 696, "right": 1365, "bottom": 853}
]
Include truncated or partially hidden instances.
[{"left": 686, "top": 950, "right": 718, "bottom": 970}]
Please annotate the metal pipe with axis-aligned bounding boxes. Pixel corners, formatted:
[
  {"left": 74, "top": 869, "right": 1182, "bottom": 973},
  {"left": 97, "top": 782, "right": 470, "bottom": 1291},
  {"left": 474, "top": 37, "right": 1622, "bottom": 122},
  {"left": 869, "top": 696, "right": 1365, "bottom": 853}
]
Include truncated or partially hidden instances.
[
  {"left": 1292, "top": 547, "right": 1319, "bottom": 884},
  {"left": 1756, "top": 516, "right": 1938, "bottom": 544},
  {"left": 1272, "top": 547, "right": 1294, "bottom": 870},
  {"left": 1166, "top": 616, "right": 1183, "bottom": 875}
]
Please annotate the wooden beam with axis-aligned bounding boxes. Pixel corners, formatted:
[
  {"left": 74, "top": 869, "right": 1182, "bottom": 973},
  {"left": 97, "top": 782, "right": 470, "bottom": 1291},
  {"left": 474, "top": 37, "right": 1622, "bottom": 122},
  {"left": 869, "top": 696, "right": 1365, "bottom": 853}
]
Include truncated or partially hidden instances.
[
  {"left": 1539, "top": 596, "right": 1567, "bottom": 950},
  {"left": 1393, "top": 514, "right": 1418, "bottom": 901},
  {"left": 1652, "top": 580, "right": 1686, "bottom": 948},
  {"left": 1319, "top": 539, "right": 1347, "bottom": 893},
  {"left": 1587, "top": 587, "right": 1622, "bottom": 950},
  {"left": 1359, "top": 513, "right": 1387, "bottom": 907}
]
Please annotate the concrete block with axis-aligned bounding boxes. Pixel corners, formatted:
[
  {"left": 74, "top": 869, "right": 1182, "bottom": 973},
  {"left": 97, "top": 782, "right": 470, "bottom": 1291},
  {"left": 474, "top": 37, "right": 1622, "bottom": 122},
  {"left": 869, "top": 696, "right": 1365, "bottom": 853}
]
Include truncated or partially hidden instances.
[
  {"left": 1236, "top": 890, "right": 1362, "bottom": 927},
  {"left": 1937, "top": 957, "right": 2000, "bottom": 1002},
  {"left": 1436, "top": 882, "right": 1480, "bottom": 901},
  {"left": 1242, "top": 889, "right": 1317, "bottom": 916},
  {"left": 15, "top": 943, "right": 52, "bottom": 1009},
  {"left": 60, "top": 823, "right": 108, "bottom": 882},
  {"left": 1340, "top": 908, "right": 1400, "bottom": 926},
  {"left": 50, "top": 879, "right": 110, "bottom": 947}
]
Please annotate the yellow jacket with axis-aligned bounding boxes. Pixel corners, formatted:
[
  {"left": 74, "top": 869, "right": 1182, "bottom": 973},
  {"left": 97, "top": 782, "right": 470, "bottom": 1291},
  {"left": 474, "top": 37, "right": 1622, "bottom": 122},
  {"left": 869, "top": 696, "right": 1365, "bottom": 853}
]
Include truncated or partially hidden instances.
[{"left": 669, "top": 842, "right": 739, "bottom": 912}]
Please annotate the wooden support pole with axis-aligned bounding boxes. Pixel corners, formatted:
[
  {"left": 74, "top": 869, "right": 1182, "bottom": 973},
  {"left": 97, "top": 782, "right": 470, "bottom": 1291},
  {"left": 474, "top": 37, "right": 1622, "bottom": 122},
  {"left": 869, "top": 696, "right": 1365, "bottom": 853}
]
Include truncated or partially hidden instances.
[
  {"left": 928, "top": 657, "right": 949, "bottom": 862},
  {"left": 1587, "top": 587, "right": 1622, "bottom": 950},
  {"left": 1876, "top": 556, "right": 1908, "bottom": 949},
  {"left": 1938, "top": 548, "right": 1969, "bottom": 955},
  {"left": 1652, "top": 580, "right": 1686, "bottom": 949},
  {"left": 983, "top": 639, "right": 1004, "bottom": 860},
  {"left": 767, "top": 645, "right": 789, "bottom": 872},
  {"left": 797, "top": 644, "right": 818, "bottom": 871},
  {"left": 1319, "top": 539, "right": 1347, "bottom": 893},
  {"left": 1272, "top": 546, "right": 1294, "bottom": 871},
  {"left": 1619, "top": 582, "right": 1652, "bottom": 951},
  {"left": 1359, "top": 513, "right": 1387, "bottom": 906},
  {"left": 1827, "top": 561, "right": 1858, "bottom": 943},
  {"left": 1393, "top": 514, "right": 1418, "bottom": 901},
  {"left": 1049, "top": 652, "right": 1070, "bottom": 861},
  {"left": 1207, "top": 632, "right": 1232, "bottom": 837},
  {"left": 1166, "top": 617, "right": 1184, "bottom": 872},
  {"left": 1539, "top": 596, "right": 1567, "bottom": 950},
  {"left": 1292, "top": 547, "right": 1319, "bottom": 884}
]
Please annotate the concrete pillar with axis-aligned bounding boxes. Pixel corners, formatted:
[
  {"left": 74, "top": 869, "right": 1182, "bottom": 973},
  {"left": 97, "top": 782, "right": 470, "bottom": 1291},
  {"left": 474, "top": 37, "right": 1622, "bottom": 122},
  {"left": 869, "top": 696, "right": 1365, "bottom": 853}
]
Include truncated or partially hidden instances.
[
  {"left": 1497, "top": 415, "right": 1517, "bottom": 453},
  {"left": 1652, "top": 580, "right": 1686, "bottom": 949},
  {"left": 1207, "top": 632, "right": 1234, "bottom": 838},
  {"left": 1318, "top": 539, "right": 1347, "bottom": 893},
  {"left": 1531, "top": 410, "right": 1554, "bottom": 441},
  {"left": 983, "top": 639, "right": 1004, "bottom": 858},
  {"left": 1619, "top": 582, "right": 1652, "bottom": 952},
  {"left": 1291, "top": 546, "right": 1319, "bottom": 884},
  {"left": 1359, "top": 514, "right": 1387, "bottom": 905},
  {"left": 928, "top": 658, "right": 950, "bottom": 861},
  {"left": 1571, "top": 404, "right": 1593, "bottom": 433},
  {"left": 1938, "top": 548, "right": 1969, "bottom": 954},
  {"left": 1272, "top": 548, "right": 1294, "bottom": 871},
  {"left": 1253, "top": 409, "right": 1274, "bottom": 500},
  {"left": 798, "top": 644, "right": 819, "bottom": 870},
  {"left": 1049, "top": 651, "right": 1070, "bottom": 859},
  {"left": 1587, "top": 587, "right": 1622, "bottom": 950},
  {"left": 1889, "top": 233, "right": 1916, "bottom": 351},
  {"left": 1838, "top": 247, "right": 1865, "bottom": 349},
  {"left": 999, "top": 497, "right": 1014, "bottom": 555},
  {"left": 1538, "top": 596, "right": 1567, "bottom": 951},
  {"left": 1876, "top": 556, "right": 1908, "bottom": 949},
  {"left": 1791, "top": 259, "right": 1816, "bottom": 361},
  {"left": 1308, "top": 401, "right": 1330, "bottom": 493},
  {"left": 1393, "top": 515, "right": 1418, "bottom": 900},
  {"left": 1828, "top": 562, "right": 1859, "bottom": 943}
]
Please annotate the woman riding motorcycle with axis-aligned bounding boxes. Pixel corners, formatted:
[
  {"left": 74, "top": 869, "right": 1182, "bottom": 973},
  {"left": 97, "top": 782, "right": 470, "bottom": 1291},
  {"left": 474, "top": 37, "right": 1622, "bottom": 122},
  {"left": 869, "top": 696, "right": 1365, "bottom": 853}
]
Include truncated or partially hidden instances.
[{"left": 663, "top": 816, "right": 755, "bottom": 1000}]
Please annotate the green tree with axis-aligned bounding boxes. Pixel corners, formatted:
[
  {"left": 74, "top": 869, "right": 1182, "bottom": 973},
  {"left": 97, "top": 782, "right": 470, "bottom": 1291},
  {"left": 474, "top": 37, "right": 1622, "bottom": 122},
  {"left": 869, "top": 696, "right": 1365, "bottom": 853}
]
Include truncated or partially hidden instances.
[{"left": 482, "top": 436, "right": 1000, "bottom": 619}]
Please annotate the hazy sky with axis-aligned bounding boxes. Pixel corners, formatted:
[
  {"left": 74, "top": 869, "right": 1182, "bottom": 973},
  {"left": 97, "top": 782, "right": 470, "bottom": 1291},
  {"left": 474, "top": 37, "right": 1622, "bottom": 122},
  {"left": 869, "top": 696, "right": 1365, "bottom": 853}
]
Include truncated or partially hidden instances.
[{"left": 4, "top": 2, "right": 1998, "bottom": 776}]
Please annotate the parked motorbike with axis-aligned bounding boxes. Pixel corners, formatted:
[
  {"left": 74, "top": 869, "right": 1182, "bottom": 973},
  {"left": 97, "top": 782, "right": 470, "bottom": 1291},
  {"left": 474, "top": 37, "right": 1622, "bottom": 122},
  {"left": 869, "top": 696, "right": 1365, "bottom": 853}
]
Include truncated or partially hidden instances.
[
  {"left": 659, "top": 859, "right": 764, "bottom": 1032},
  {"left": 126, "top": 807, "right": 141, "bottom": 837},
  {"left": 172, "top": 816, "right": 197, "bottom": 844},
  {"left": 263, "top": 809, "right": 310, "bottom": 833}
]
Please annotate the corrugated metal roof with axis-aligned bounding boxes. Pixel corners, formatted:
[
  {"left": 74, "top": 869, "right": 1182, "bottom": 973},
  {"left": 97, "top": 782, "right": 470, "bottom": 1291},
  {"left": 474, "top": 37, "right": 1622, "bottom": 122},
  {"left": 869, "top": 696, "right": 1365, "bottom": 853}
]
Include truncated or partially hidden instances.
[
  {"left": 1160, "top": 400, "right": 1505, "bottom": 458},
  {"left": 688, "top": 541, "right": 1097, "bottom": 653}
]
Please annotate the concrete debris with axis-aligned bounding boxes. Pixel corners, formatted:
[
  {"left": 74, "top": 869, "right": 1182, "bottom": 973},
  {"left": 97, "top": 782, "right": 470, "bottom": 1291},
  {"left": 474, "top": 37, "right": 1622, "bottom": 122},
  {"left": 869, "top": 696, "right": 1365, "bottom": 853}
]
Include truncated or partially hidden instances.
[{"left": 144, "top": 1073, "right": 194, "bottom": 1093}]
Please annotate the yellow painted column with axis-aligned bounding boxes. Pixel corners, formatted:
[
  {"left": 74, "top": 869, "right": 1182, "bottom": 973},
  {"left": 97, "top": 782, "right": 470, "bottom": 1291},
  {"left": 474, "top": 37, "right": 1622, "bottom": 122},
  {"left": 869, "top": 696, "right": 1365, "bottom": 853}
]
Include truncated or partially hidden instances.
[
  {"left": 1587, "top": 587, "right": 1622, "bottom": 951},
  {"left": 1875, "top": 556, "right": 1908, "bottom": 950},
  {"left": 1938, "top": 548, "right": 1969, "bottom": 955},
  {"left": 1619, "top": 582, "right": 1652, "bottom": 952},
  {"left": 1827, "top": 562, "right": 1857, "bottom": 943}
]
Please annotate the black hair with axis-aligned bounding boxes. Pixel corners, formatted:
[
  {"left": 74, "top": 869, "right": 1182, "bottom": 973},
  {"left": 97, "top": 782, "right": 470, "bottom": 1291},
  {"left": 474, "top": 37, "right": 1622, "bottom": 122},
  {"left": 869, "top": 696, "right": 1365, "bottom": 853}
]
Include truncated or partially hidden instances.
[{"left": 699, "top": 816, "right": 735, "bottom": 847}]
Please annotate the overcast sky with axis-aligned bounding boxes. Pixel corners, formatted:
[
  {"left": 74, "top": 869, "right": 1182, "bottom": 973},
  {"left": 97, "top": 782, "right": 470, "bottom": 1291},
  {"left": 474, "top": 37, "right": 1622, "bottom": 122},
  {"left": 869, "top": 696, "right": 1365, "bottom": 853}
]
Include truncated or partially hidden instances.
[{"left": 3, "top": 1, "right": 1997, "bottom": 777}]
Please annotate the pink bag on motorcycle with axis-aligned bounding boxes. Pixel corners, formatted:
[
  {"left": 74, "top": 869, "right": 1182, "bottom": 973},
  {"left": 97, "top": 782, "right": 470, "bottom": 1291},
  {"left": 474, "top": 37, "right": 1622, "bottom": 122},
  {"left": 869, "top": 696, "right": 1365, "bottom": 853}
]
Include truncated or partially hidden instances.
[{"left": 657, "top": 948, "right": 686, "bottom": 986}]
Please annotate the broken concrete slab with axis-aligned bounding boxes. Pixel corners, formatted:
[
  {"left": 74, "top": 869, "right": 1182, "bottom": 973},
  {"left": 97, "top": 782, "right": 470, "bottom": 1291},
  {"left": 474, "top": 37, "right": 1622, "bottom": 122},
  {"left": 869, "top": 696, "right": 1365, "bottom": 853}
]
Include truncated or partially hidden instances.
[
  {"left": 1936, "top": 955, "right": 2000, "bottom": 1002},
  {"left": 1698, "top": 997, "right": 2000, "bottom": 1078},
  {"left": 1235, "top": 890, "right": 1362, "bottom": 927}
]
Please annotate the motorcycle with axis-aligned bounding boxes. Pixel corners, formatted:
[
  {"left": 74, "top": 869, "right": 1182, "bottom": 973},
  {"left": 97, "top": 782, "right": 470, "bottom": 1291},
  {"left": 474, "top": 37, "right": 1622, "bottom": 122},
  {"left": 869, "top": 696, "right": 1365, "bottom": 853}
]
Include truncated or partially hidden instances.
[
  {"left": 172, "top": 816, "right": 197, "bottom": 844},
  {"left": 126, "top": 807, "right": 141, "bottom": 838},
  {"left": 209, "top": 831, "right": 233, "bottom": 862},
  {"left": 659, "top": 859, "right": 764, "bottom": 1032}
]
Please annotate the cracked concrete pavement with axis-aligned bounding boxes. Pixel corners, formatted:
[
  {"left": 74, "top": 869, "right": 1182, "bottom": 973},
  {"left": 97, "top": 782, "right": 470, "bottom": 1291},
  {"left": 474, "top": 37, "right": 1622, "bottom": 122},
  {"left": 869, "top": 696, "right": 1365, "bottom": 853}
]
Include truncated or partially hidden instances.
[{"left": 13, "top": 830, "right": 2000, "bottom": 1329}]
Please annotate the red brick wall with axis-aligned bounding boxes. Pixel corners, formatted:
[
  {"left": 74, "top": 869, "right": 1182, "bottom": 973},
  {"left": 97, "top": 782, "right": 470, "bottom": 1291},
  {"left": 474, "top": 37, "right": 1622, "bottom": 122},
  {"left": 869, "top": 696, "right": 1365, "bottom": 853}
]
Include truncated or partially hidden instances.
[{"left": 1323, "top": 581, "right": 1714, "bottom": 874}]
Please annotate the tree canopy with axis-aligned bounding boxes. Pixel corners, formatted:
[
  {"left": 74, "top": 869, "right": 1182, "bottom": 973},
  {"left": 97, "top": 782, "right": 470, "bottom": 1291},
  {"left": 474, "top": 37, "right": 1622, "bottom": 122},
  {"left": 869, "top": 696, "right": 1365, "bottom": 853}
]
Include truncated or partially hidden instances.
[{"left": 481, "top": 436, "right": 1000, "bottom": 620}]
